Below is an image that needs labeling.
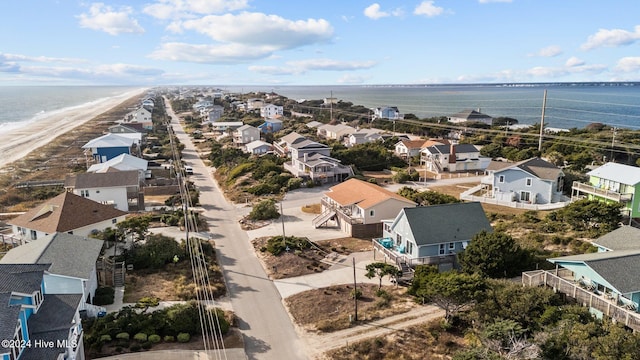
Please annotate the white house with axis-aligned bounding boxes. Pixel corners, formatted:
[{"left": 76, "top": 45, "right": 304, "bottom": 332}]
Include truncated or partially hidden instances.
[
  {"left": 247, "top": 98, "right": 265, "bottom": 110},
  {"left": 8, "top": 192, "right": 127, "bottom": 242},
  {"left": 260, "top": 104, "right": 284, "bottom": 118},
  {"left": 87, "top": 153, "right": 148, "bottom": 178},
  {"left": 207, "top": 105, "right": 225, "bottom": 122},
  {"left": 448, "top": 109, "right": 493, "bottom": 125},
  {"left": 125, "top": 107, "right": 153, "bottom": 129},
  {"left": 372, "top": 106, "right": 403, "bottom": 120},
  {"left": 245, "top": 140, "right": 273, "bottom": 155},
  {"left": 283, "top": 136, "right": 353, "bottom": 183},
  {"left": 317, "top": 123, "right": 357, "bottom": 141},
  {"left": 64, "top": 170, "right": 142, "bottom": 211},
  {"left": 0, "top": 232, "right": 104, "bottom": 309},
  {"left": 421, "top": 143, "right": 490, "bottom": 173}
]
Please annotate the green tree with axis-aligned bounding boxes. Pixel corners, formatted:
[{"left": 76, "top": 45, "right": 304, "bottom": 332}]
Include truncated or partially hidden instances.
[
  {"left": 548, "top": 199, "right": 622, "bottom": 235},
  {"left": 458, "top": 230, "right": 532, "bottom": 278},
  {"left": 116, "top": 215, "right": 152, "bottom": 242},
  {"left": 364, "top": 262, "right": 402, "bottom": 290},
  {"left": 248, "top": 199, "right": 280, "bottom": 220},
  {"left": 408, "top": 267, "right": 487, "bottom": 323}
]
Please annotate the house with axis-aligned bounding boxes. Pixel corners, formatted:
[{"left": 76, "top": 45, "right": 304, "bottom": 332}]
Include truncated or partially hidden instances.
[
  {"left": 305, "top": 121, "right": 323, "bottom": 128},
  {"left": 480, "top": 158, "right": 566, "bottom": 205},
  {"left": 260, "top": 104, "right": 283, "bottom": 118},
  {"left": 420, "top": 143, "right": 490, "bottom": 173},
  {"left": 448, "top": 109, "right": 493, "bottom": 125},
  {"left": 245, "top": 140, "right": 272, "bottom": 155},
  {"left": 317, "top": 123, "right": 357, "bottom": 141},
  {"left": 208, "top": 121, "right": 244, "bottom": 132},
  {"left": 273, "top": 132, "right": 306, "bottom": 157},
  {"left": 394, "top": 139, "right": 427, "bottom": 160},
  {"left": 82, "top": 133, "right": 136, "bottom": 163},
  {"left": 233, "top": 124, "right": 261, "bottom": 147},
  {"left": 125, "top": 107, "right": 153, "bottom": 129},
  {"left": 0, "top": 264, "right": 85, "bottom": 360},
  {"left": 8, "top": 192, "right": 127, "bottom": 242},
  {"left": 64, "top": 170, "right": 143, "bottom": 211},
  {"left": 323, "top": 97, "right": 338, "bottom": 105},
  {"left": 108, "top": 123, "right": 146, "bottom": 141},
  {"left": 314, "top": 178, "right": 416, "bottom": 238},
  {"left": 86, "top": 153, "right": 148, "bottom": 178},
  {"left": 344, "top": 129, "right": 382, "bottom": 147},
  {"left": 372, "top": 106, "right": 403, "bottom": 120},
  {"left": 571, "top": 162, "right": 640, "bottom": 218},
  {"left": 283, "top": 137, "right": 353, "bottom": 183},
  {"left": 373, "top": 202, "right": 492, "bottom": 271},
  {"left": 0, "top": 232, "right": 105, "bottom": 312},
  {"left": 258, "top": 118, "right": 283, "bottom": 133},
  {"left": 207, "top": 105, "right": 225, "bottom": 122},
  {"left": 246, "top": 98, "right": 265, "bottom": 110}
]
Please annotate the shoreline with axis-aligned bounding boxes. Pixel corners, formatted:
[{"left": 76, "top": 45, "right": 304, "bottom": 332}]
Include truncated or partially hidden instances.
[{"left": 0, "top": 88, "right": 147, "bottom": 171}]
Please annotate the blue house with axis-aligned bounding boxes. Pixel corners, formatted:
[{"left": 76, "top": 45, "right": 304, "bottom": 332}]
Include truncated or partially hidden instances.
[
  {"left": 258, "top": 118, "right": 283, "bottom": 133},
  {"left": 374, "top": 202, "right": 492, "bottom": 271},
  {"left": 0, "top": 264, "right": 84, "bottom": 360},
  {"left": 82, "top": 133, "right": 135, "bottom": 163}
]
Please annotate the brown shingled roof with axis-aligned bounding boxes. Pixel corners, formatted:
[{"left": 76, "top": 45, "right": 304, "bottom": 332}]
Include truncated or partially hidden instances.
[
  {"left": 8, "top": 192, "right": 127, "bottom": 233},
  {"left": 325, "top": 178, "right": 416, "bottom": 210}
]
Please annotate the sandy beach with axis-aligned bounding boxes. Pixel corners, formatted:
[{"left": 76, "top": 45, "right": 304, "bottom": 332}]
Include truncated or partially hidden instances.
[{"left": 0, "top": 88, "right": 147, "bottom": 171}]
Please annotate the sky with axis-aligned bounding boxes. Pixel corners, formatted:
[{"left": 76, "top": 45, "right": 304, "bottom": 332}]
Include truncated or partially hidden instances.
[{"left": 1, "top": 0, "right": 639, "bottom": 86}]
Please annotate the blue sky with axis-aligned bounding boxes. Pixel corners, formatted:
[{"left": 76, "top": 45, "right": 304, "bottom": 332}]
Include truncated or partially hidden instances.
[{"left": 1, "top": 0, "right": 639, "bottom": 85}]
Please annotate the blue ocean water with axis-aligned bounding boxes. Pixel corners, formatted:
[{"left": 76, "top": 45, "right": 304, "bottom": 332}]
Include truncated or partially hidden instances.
[
  {"left": 225, "top": 83, "right": 640, "bottom": 130},
  {"left": 0, "top": 86, "right": 138, "bottom": 131}
]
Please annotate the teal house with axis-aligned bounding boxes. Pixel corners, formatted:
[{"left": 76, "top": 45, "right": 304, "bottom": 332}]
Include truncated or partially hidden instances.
[{"left": 571, "top": 162, "right": 640, "bottom": 218}]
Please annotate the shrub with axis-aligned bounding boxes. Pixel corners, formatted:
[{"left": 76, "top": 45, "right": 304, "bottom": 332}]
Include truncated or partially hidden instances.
[
  {"left": 133, "top": 333, "right": 148, "bottom": 342},
  {"left": 116, "top": 333, "right": 130, "bottom": 341},
  {"left": 248, "top": 199, "right": 279, "bottom": 220},
  {"left": 177, "top": 333, "right": 191, "bottom": 343},
  {"left": 99, "top": 334, "right": 112, "bottom": 342},
  {"left": 135, "top": 297, "right": 160, "bottom": 308},
  {"left": 148, "top": 334, "right": 161, "bottom": 343},
  {"left": 93, "top": 287, "right": 115, "bottom": 306},
  {"left": 130, "top": 344, "right": 141, "bottom": 352},
  {"left": 141, "top": 342, "right": 152, "bottom": 350},
  {"left": 163, "top": 335, "right": 175, "bottom": 342},
  {"left": 287, "top": 177, "right": 302, "bottom": 190},
  {"left": 351, "top": 288, "right": 363, "bottom": 299}
]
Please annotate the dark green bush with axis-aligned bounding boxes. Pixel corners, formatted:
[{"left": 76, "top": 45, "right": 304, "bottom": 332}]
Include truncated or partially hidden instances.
[
  {"left": 116, "top": 333, "right": 130, "bottom": 341},
  {"left": 93, "top": 287, "right": 115, "bottom": 305},
  {"left": 249, "top": 199, "right": 280, "bottom": 220},
  {"left": 148, "top": 334, "right": 161, "bottom": 343},
  {"left": 177, "top": 333, "right": 191, "bottom": 343}
]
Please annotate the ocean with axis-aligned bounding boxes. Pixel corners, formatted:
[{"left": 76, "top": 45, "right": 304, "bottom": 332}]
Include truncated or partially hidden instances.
[
  {"left": 225, "top": 83, "right": 640, "bottom": 130},
  {"left": 0, "top": 86, "right": 139, "bottom": 132},
  {"left": 1, "top": 84, "right": 640, "bottom": 131}
]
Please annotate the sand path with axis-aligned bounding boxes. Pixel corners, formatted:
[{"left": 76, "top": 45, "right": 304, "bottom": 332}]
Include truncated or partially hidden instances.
[{"left": 0, "top": 88, "right": 147, "bottom": 170}]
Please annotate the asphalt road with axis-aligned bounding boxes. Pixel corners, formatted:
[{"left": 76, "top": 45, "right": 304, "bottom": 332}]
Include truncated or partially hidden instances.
[{"left": 165, "top": 102, "right": 308, "bottom": 360}]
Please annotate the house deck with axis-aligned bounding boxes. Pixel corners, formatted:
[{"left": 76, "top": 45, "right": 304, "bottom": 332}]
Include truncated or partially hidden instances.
[
  {"left": 522, "top": 269, "right": 640, "bottom": 332},
  {"left": 372, "top": 238, "right": 457, "bottom": 268},
  {"left": 572, "top": 181, "right": 633, "bottom": 202}
]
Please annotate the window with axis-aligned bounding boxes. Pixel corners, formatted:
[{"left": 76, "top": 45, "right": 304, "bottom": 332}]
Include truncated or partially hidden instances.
[
  {"left": 369, "top": 210, "right": 375, "bottom": 217},
  {"left": 396, "top": 234, "right": 402, "bottom": 246},
  {"left": 526, "top": 178, "right": 532, "bottom": 186},
  {"left": 439, "top": 244, "right": 445, "bottom": 255},
  {"left": 449, "top": 242, "right": 455, "bottom": 250},
  {"left": 112, "top": 219, "right": 117, "bottom": 224},
  {"left": 520, "top": 191, "right": 531, "bottom": 202},
  {"left": 384, "top": 223, "right": 390, "bottom": 232},
  {"left": 80, "top": 189, "right": 89, "bottom": 197},
  {"left": 498, "top": 175, "right": 505, "bottom": 183},
  {"left": 30, "top": 230, "right": 37, "bottom": 240},
  {"left": 407, "top": 242, "right": 413, "bottom": 255}
]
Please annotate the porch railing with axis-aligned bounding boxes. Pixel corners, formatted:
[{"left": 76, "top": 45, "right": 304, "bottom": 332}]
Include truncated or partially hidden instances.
[
  {"left": 572, "top": 181, "right": 633, "bottom": 202},
  {"left": 372, "top": 239, "right": 457, "bottom": 268},
  {"left": 523, "top": 270, "right": 640, "bottom": 332}
]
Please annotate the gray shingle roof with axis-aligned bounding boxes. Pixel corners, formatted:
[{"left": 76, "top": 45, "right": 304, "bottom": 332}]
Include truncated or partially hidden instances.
[
  {"left": 587, "top": 162, "right": 640, "bottom": 186},
  {"left": 0, "top": 292, "right": 21, "bottom": 343},
  {"left": 494, "top": 157, "right": 562, "bottom": 181},
  {"left": 0, "top": 264, "right": 50, "bottom": 294},
  {"left": 400, "top": 202, "right": 492, "bottom": 246},
  {"left": 593, "top": 226, "right": 640, "bottom": 251},
  {"left": 64, "top": 170, "right": 139, "bottom": 188},
  {"left": 0, "top": 233, "right": 104, "bottom": 279}
]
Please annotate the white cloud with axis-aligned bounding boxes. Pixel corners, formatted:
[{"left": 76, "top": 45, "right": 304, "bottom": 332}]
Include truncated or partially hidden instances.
[
  {"left": 581, "top": 25, "right": 640, "bottom": 50},
  {"left": 565, "top": 56, "right": 585, "bottom": 67},
  {"left": 77, "top": 3, "right": 144, "bottom": 35},
  {"left": 249, "top": 58, "right": 376, "bottom": 75},
  {"left": 364, "top": 3, "right": 388, "bottom": 19},
  {"left": 615, "top": 57, "right": 640, "bottom": 72},
  {"left": 530, "top": 45, "right": 562, "bottom": 57},
  {"left": 0, "top": 53, "right": 84, "bottom": 64},
  {"left": 149, "top": 42, "right": 273, "bottom": 63},
  {"left": 414, "top": 1, "right": 444, "bottom": 17},
  {"left": 143, "top": 0, "right": 249, "bottom": 20}
]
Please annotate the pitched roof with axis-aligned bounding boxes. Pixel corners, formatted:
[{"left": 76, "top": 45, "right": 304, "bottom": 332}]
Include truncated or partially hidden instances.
[
  {"left": 246, "top": 140, "right": 272, "bottom": 151},
  {"left": 82, "top": 133, "right": 135, "bottom": 149},
  {"left": 549, "top": 250, "right": 640, "bottom": 294},
  {"left": 279, "top": 132, "right": 305, "bottom": 145},
  {"left": 494, "top": 157, "right": 562, "bottom": 180},
  {"left": 400, "top": 202, "right": 492, "bottom": 246},
  {"left": 0, "top": 292, "right": 21, "bottom": 343},
  {"left": 426, "top": 143, "right": 479, "bottom": 155},
  {"left": 65, "top": 170, "right": 139, "bottom": 188},
  {"left": 450, "top": 109, "right": 492, "bottom": 120},
  {"left": 592, "top": 226, "right": 640, "bottom": 251},
  {"left": 290, "top": 139, "right": 328, "bottom": 150},
  {"left": 0, "top": 233, "right": 104, "bottom": 279},
  {"left": 0, "top": 264, "right": 50, "bottom": 294},
  {"left": 21, "top": 294, "right": 82, "bottom": 360},
  {"left": 8, "top": 192, "right": 127, "bottom": 233},
  {"left": 236, "top": 124, "right": 257, "bottom": 131},
  {"left": 587, "top": 162, "right": 640, "bottom": 185},
  {"left": 398, "top": 139, "right": 428, "bottom": 149},
  {"left": 325, "top": 178, "right": 416, "bottom": 210},
  {"left": 87, "top": 153, "right": 148, "bottom": 173}
]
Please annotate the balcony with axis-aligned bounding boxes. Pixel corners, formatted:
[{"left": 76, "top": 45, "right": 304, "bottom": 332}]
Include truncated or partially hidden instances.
[
  {"left": 522, "top": 270, "right": 640, "bottom": 332},
  {"left": 572, "top": 181, "right": 633, "bottom": 202},
  {"left": 372, "top": 238, "right": 457, "bottom": 268},
  {"left": 321, "top": 198, "right": 364, "bottom": 225}
]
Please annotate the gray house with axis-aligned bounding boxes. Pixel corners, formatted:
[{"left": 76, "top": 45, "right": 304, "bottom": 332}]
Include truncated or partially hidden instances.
[
  {"left": 481, "top": 157, "right": 565, "bottom": 204},
  {"left": 374, "top": 202, "right": 492, "bottom": 271}
]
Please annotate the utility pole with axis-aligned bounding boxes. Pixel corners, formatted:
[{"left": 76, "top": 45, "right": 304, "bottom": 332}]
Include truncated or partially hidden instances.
[
  {"left": 538, "top": 89, "right": 547, "bottom": 152},
  {"left": 330, "top": 90, "right": 333, "bottom": 122},
  {"left": 280, "top": 192, "right": 286, "bottom": 247},
  {"left": 611, "top": 127, "right": 617, "bottom": 162},
  {"left": 353, "top": 257, "right": 358, "bottom": 321}
]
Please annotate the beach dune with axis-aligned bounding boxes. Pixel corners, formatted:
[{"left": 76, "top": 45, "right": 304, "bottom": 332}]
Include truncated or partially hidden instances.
[{"left": 0, "top": 88, "right": 147, "bottom": 171}]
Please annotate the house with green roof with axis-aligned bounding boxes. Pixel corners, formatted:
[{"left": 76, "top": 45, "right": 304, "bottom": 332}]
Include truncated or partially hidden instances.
[
  {"left": 571, "top": 162, "right": 640, "bottom": 218},
  {"left": 373, "top": 202, "right": 492, "bottom": 272}
]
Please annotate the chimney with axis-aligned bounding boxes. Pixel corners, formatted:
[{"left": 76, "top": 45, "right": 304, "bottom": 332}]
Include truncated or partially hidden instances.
[{"left": 449, "top": 144, "right": 456, "bottom": 164}]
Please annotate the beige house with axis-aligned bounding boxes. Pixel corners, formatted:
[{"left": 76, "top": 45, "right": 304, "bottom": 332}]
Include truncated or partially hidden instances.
[{"left": 314, "top": 178, "right": 416, "bottom": 238}]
